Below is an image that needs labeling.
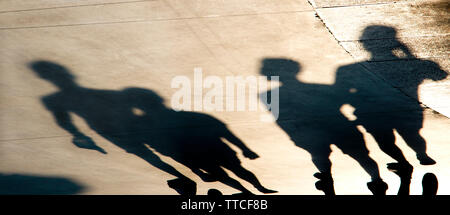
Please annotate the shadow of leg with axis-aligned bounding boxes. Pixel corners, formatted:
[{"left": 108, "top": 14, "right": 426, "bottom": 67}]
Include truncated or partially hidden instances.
[
  {"left": 347, "top": 151, "right": 388, "bottom": 196},
  {"left": 311, "top": 154, "right": 335, "bottom": 195},
  {"left": 398, "top": 130, "right": 436, "bottom": 165},
  {"left": 396, "top": 118, "right": 436, "bottom": 165},
  {"left": 371, "top": 130, "right": 410, "bottom": 165},
  {"left": 225, "top": 163, "right": 277, "bottom": 194},
  {"left": 126, "top": 145, "right": 197, "bottom": 195}
]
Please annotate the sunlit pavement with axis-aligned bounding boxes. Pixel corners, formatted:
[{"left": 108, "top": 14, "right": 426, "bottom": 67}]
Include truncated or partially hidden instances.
[{"left": 0, "top": 0, "right": 448, "bottom": 195}]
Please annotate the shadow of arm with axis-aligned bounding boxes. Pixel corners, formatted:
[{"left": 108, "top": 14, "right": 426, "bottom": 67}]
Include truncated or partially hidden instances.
[
  {"left": 44, "top": 98, "right": 106, "bottom": 154},
  {"left": 222, "top": 128, "right": 259, "bottom": 159}
]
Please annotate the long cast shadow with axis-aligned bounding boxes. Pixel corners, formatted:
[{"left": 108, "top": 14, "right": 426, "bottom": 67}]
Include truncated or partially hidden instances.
[
  {"left": 334, "top": 26, "right": 448, "bottom": 191},
  {"left": 29, "top": 61, "right": 276, "bottom": 195},
  {"left": 335, "top": 25, "right": 448, "bottom": 168},
  {"left": 259, "top": 59, "right": 387, "bottom": 195},
  {"left": 259, "top": 25, "right": 447, "bottom": 195}
]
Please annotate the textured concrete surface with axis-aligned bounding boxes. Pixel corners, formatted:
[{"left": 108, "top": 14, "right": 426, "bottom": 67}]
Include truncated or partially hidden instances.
[
  {"left": 0, "top": 0, "right": 449, "bottom": 195},
  {"left": 309, "top": 0, "right": 415, "bottom": 8}
]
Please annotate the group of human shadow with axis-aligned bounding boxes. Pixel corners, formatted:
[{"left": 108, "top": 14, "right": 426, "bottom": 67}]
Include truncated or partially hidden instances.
[{"left": 29, "top": 25, "right": 447, "bottom": 195}]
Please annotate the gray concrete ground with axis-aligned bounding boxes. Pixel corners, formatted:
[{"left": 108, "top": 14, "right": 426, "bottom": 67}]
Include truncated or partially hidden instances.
[{"left": 0, "top": 0, "right": 448, "bottom": 195}]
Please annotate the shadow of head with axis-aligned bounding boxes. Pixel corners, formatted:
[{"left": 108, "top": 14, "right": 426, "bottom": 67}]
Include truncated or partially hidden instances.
[
  {"left": 360, "top": 25, "right": 413, "bottom": 58},
  {"left": 29, "top": 60, "right": 76, "bottom": 89},
  {"left": 360, "top": 25, "right": 448, "bottom": 81},
  {"left": 361, "top": 25, "right": 397, "bottom": 40},
  {"left": 260, "top": 58, "right": 301, "bottom": 82}
]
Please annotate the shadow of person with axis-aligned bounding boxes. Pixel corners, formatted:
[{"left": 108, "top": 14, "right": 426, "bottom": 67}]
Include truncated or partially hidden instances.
[
  {"left": 334, "top": 25, "right": 448, "bottom": 170},
  {"left": 259, "top": 58, "right": 387, "bottom": 195},
  {"left": 29, "top": 60, "right": 275, "bottom": 195},
  {"left": 127, "top": 88, "right": 277, "bottom": 194}
]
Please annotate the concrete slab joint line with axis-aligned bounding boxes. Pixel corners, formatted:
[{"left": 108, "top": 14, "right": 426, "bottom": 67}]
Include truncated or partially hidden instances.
[
  {"left": 0, "top": 0, "right": 157, "bottom": 13},
  {"left": 307, "top": 0, "right": 414, "bottom": 9},
  {"left": 0, "top": 1, "right": 315, "bottom": 30},
  {"left": 306, "top": 0, "right": 350, "bottom": 52},
  {"left": 308, "top": 0, "right": 318, "bottom": 8}
]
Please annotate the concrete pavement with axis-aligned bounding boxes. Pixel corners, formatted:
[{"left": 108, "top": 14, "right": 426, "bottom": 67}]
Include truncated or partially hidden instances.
[{"left": 0, "top": 0, "right": 448, "bottom": 195}]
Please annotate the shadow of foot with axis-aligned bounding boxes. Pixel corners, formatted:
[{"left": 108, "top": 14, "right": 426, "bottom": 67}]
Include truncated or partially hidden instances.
[
  {"left": 367, "top": 179, "right": 388, "bottom": 196},
  {"left": 387, "top": 162, "right": 413, "bottom": 179},
  {"left": 417, "top": 154, "right": 436, "bottom": 165},
  {"left": 255, "top": 186, "right": 278, "bottom": 194},
  {"left": 167, "top": 178, "right": 197, "bottom": 196}
]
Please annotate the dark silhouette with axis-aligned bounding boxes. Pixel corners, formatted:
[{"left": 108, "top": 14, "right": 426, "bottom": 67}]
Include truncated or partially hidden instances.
[
  {"left": 259, "top": 59, "right": 387, "bottom": 196},
  {"left": 422, "top": 173, "right": 438, "bottom": 196},
  {"left": 30, "top": 60, "right": 275, "bottom": 195},
  {"left": 334, "top": 25, "right": 448, "bottom": 168},
  {"left": 0, "top": 173, "right": 84, "bottom": 194},
  {"left": 207, "top": 188, "right": 223, "bottom": 197},
  {"left": 387, "top": 164, "right": 438, "bottom": 196}
]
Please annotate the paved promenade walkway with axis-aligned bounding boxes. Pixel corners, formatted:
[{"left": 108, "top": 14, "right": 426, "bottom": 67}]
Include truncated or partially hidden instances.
[{"left": 0, "top": 0, "right": 448, "bottom": 195}]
